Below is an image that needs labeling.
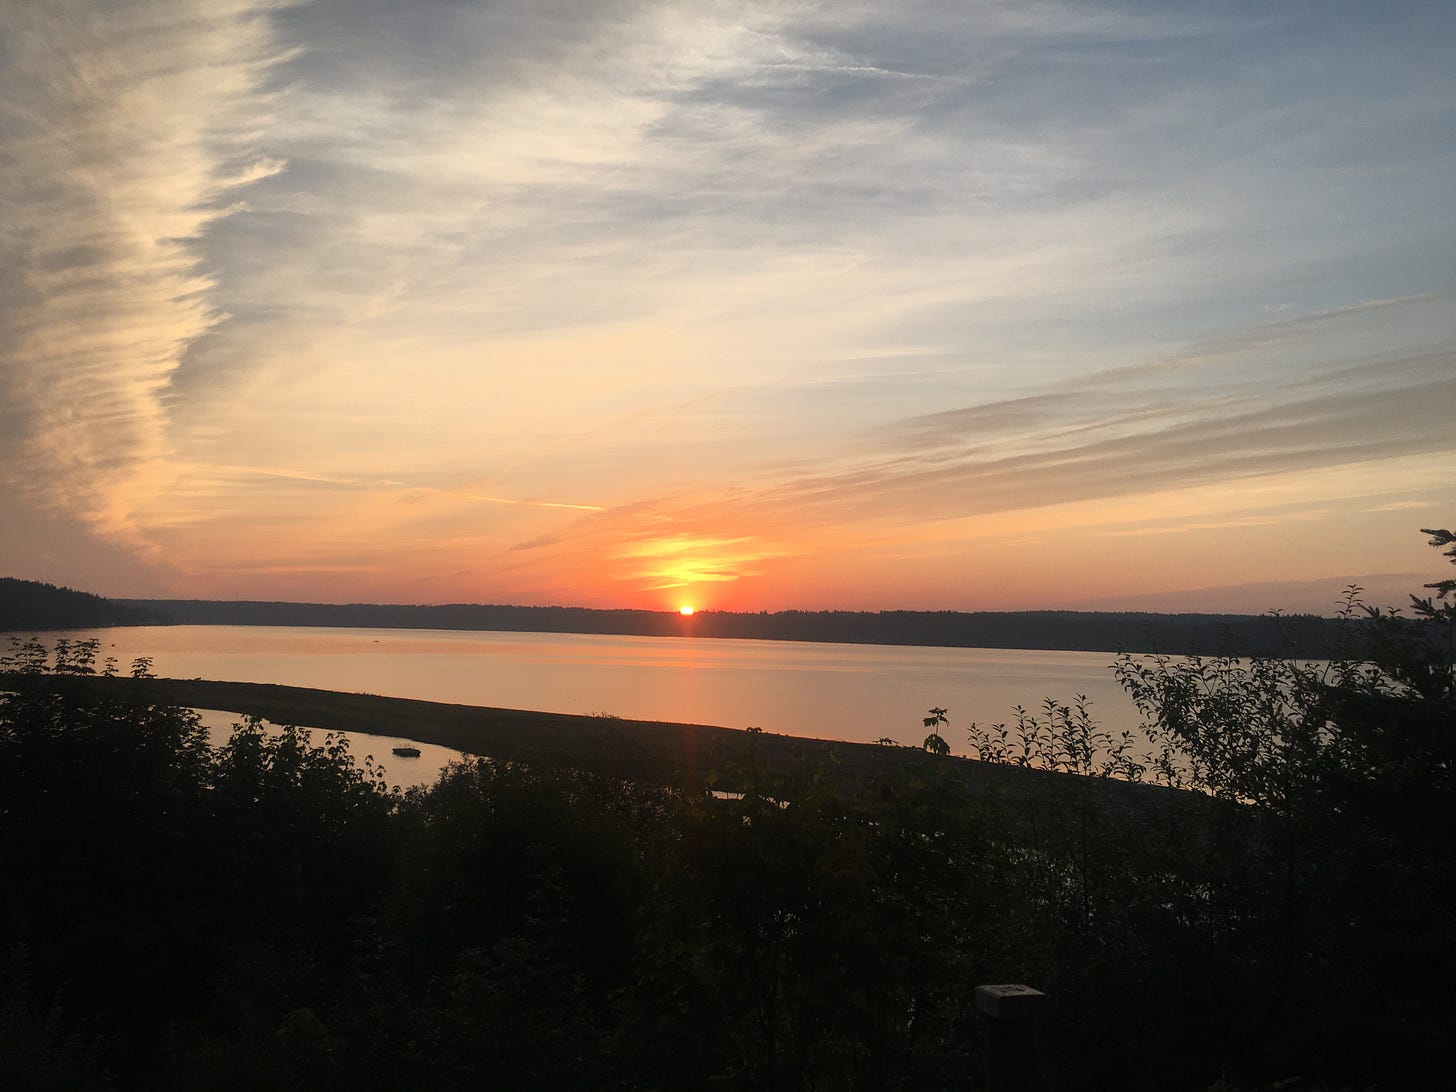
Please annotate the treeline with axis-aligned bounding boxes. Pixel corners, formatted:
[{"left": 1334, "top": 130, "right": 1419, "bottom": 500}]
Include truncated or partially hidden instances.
[
  {"left": 121, "top": 597, "right": 1349, "bottom": 657},
  {"left": 3, "top": 573, "right": 1358, "bottom": 656},
  {"left": 0, "top": 577, "right": 165, "bottom": 631}
]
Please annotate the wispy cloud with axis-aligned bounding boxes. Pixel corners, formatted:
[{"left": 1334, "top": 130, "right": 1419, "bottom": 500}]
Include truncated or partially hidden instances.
[
  {"left": 3, "top": 1, "right": 1452, "bottom": 606},
  {"left": 465, "top": 495, "right": 605, "bottom": 512},
  {"left": 0, "top": 0, "right": 286, "bottom": 547},
  {"left": 515, "top": 295, "right": 1454, "bottom": 599}
]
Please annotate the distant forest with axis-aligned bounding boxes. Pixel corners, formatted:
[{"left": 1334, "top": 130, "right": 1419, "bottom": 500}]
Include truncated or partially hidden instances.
[
  {"left": 0, "top": 576, "right": 1357, "bottom": 656},
  {"left": 0, "top": 578, "right": 165, "bottom": 632},
  {"left": 116, "top": 596, "right": 1353, "bottom": 658}
]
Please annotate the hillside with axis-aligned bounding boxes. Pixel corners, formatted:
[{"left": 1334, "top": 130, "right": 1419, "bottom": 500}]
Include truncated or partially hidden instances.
[{"left": 0, "top": 577, "right": 164, "bottom": 631}]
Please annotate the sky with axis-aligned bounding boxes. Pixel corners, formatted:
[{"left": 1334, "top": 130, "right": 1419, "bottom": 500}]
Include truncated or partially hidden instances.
[{"left": 1, "top": 0, "right": 1453, "bottom": 614}]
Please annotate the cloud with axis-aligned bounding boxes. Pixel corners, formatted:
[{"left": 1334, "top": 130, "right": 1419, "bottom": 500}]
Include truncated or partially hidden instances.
[
  {"left": 513, "top": 294, "right": 1455, "bottom": 593},
  {"left": 1368, "top": 500, "right": 1434, "bottom": 514},
  {"left": 3, "top": 2, "right": 1453, "bottom": 605},
  {"left": 0, "top": 0, "right": 286, "bottom": 548},
  {"left": 464, "top": 495, "right": 605, "bottom": 512},
  {"left": 770, "top": 353, "right": 1455, "bottom": 531}
]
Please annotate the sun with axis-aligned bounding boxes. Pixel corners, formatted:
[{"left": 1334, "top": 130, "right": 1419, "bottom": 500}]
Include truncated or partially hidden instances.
[{"left": 678, "top": 605, "right": 695, "bottom": 616}]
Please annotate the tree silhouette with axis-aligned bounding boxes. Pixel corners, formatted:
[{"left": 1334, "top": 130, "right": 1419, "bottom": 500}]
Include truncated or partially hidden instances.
[{"left": 922, "top": 707, "right": 950, "bottom": 755}]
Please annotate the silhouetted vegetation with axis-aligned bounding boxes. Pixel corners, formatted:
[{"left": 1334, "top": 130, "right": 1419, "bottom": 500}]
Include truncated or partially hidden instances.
[
  {"left": 3, "top": 531, "right": 1451, "bottom": 1089},
  {"left": 0, "top": 577, "right": 165, "bottom": 631},
  {"left": 120, "top": 596, "right": 1348, "bottom": 656}
]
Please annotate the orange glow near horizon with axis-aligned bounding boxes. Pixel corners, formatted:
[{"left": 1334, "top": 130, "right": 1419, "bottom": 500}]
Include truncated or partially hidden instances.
[{"left": 3, "top": 6, "right": 1452, "bottom": 622}]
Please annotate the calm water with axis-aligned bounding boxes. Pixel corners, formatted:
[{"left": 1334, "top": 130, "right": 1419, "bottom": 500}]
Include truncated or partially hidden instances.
[
  {"left": 22, "top": 625, "right": 1144, "bottom": 756},
  {"left": 191, "top": 708, "right": 466, "bottom": 790}
]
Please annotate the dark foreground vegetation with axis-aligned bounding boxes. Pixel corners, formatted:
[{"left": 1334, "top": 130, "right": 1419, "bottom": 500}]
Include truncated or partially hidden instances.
[{"left": 2, "top": 531, "right": 1453, "bottom": 1090}]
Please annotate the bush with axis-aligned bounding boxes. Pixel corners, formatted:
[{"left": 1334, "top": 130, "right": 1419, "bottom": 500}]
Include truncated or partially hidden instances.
[{"left": 2, "top": 527, "right": 1450, "bottom": 1088}]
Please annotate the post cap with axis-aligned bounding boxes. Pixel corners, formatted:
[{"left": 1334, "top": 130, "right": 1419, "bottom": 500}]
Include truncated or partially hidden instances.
[{"left": 975, "top": 983, "right": 1047, "bottom": 1021}]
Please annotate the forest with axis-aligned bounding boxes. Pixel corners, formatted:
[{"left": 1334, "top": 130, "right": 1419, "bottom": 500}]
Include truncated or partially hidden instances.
[
  {"left": 0, "top": 578, "right": 165, "bottom": 632},
  {"left": 4, "top": 576, "right": 1352, "bottom": 658},
  {"left": 1, "top": 530, "right": 1452, "bottom": 1090},
  {"left": 88, "top": 591, "right": 1353, "bottom": 657}
]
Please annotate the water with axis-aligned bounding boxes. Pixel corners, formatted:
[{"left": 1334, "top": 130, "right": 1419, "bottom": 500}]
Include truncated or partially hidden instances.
[
  {"left": 15, "top": 625, "right": 1143, "bottom": 757},
  {"left": 192, "top": 708, "right": 465, "bottom": 790}
]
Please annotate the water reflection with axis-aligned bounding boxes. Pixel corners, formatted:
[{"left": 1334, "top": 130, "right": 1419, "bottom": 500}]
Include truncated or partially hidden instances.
[
  {"left": 41, "top": 625, "right": 1141, "bottom": 750},
  {"left": 194, "top": 708, "right": 464, "bottom": 790}
]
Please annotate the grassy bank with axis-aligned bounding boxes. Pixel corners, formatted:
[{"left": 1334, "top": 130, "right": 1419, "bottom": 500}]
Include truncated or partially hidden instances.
[{"left": 4, "top": 672, "right": 1189, "bottom": 812}]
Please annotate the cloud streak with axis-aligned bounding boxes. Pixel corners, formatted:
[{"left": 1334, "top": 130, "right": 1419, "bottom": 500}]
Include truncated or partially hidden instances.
[
  {"left": 2, "top": 1, "right": 1452, "bottom": 608},
  {"left": 517, "top": 296, "right": 1455, "bottom": 600},
  {"left": 0, "top": 0, "right": 285, "bottom": 548}
]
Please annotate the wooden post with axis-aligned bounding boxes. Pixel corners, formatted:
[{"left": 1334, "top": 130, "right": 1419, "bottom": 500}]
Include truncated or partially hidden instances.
[{"left": 975, "top": 983, "right": 1046, "bottom": 1092}]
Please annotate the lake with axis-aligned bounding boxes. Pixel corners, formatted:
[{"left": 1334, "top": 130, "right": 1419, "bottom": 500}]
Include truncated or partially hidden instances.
[{"left": 21, "top": 624, "right": 1145, "bottom": 752}]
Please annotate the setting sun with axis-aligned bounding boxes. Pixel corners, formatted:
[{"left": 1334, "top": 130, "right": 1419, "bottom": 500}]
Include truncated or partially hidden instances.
[{"left": 679, "top": 605, "right": 695, "bottom": 616}]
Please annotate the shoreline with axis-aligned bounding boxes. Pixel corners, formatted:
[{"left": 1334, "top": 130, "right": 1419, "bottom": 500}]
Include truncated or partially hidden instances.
[
  {"left": 104, "top": 601, "right": 1350, "bottom": 658},
  {"left": 4, "top": 673, "right": 1187, "bottom": 810}
]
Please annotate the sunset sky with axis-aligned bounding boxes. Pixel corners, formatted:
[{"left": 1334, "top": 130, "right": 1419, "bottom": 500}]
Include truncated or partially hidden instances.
[{"left": 2, "top": 1, "right": 1453, "bottom": 614}]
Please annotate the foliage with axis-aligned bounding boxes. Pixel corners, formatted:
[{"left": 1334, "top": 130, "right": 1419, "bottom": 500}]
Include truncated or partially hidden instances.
[
  {"left": 630, "top": 742, "right": 1000, "bottom": 1091},
  {"left": 963, "top": 528, "right": 1456, "bottom": 1089},
  {"left": 0, "top": 945, "right": 114, "bottom": 1091},
  {"left": 966, "top": 695, "right": 1148, "bottom": 781},
  {"left": 0, "top": 637, "right": 398, "bottom": 1084},
  {"left": 921, "top": 706, "right": 951, "bottom": 754},
  {"left": 1420, "top": 526, "right": 1456, "bottom": 600},
  {"left": 1, "top": 528, "right": 1452, "bottom": 1089}
]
